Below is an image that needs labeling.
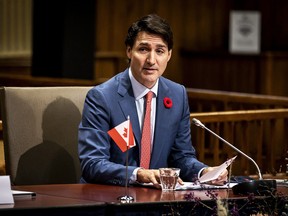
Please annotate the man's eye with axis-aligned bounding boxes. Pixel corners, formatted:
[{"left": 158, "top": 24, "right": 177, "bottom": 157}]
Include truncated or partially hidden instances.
[{"left": 139, "top": 47, "right": 147, "bottom": 52}]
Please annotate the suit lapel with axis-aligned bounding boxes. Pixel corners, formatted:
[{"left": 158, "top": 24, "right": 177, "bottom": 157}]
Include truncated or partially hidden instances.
[
  {"left": 117, "top": 70, "right": 141, "bottom": 147},
  {"left": 119, "top": 98, "right": 141, "bottom": 147}
]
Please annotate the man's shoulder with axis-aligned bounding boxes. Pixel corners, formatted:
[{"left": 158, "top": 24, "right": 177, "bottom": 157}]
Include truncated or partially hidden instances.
[{"left": 159, "top": 76, "right": 184, "bottom": 90}]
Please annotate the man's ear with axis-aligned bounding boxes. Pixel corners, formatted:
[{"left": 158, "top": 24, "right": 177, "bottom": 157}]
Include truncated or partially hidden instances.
[
  {"left": 126, "top": 47, "right": 132, "bottom": 59},
  {"left": 167, "top": 49, "right": 172, "bottom": 62}
]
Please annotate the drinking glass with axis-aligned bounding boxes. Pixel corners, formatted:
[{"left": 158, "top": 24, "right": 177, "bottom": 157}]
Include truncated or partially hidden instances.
[{"left": 159, "top": 168, "right": 180, "bottom": 191}]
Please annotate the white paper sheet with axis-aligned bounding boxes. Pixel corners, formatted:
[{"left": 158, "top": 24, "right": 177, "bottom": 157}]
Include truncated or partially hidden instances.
[
  {"left": 0, "top": 176, "right": 14, "bottom": 205},
  {"left": 199, "top": 156, "right": 237, "bottom": 183},
  {"left": 175, "top": 181, "right": 238, "bottom": 190},
  {"left": 138, "top": 181, "right": 238, "bottom": 191}
]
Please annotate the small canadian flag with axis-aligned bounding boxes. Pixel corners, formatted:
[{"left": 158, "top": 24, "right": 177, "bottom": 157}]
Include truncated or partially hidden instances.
[{"left": 107, "top": 116, "right": 136, "bottom": 152}]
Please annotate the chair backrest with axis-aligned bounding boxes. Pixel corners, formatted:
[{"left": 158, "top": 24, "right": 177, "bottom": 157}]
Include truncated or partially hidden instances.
[{"left": 0, "top": 86, "right": 92, "bottom": 185}]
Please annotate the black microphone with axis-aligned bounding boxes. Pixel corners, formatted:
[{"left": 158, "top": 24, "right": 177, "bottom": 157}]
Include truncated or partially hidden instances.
[{"left": 192, "top": 118, "right": 276, "bottom": 195}]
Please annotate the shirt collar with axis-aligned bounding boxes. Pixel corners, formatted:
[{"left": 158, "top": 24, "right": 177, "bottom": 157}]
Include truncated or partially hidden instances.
[{"left": 129, "top": 68, "right": 158, "bottom": 100}]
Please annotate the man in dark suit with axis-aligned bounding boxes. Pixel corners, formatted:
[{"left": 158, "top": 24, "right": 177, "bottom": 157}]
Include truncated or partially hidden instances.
[{"left": 78, "top": 14, "right": 228, "bottom": 187}]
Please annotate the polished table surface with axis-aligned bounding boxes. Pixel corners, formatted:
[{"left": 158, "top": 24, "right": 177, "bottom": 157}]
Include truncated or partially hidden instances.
[
  {"left": 13, "top": 183, "right": 233, "bottom": 203},
  {"left": 1, "top": 183, "right": 287, "bottom": 215},
  {"left": 12, "top": 183, "right": 288, "bottom": 202}
]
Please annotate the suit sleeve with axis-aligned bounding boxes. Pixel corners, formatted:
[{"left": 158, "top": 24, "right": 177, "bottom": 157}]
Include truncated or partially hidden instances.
[{"left": 78, "top": 87, "right": 137, "bottom": 185}]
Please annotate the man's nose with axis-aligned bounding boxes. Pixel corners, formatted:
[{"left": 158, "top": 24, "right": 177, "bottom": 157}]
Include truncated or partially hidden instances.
[{"left": 146, "top": 52, "right": 156, "bottom": 65}]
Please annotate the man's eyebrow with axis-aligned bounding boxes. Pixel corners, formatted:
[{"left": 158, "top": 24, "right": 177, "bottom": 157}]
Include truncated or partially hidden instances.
[
  {"left": 156, "top": 44, "right": 167, "bottom": 48},
  {"left": 138, "top": 42, "right": 167, "bottom": 48},
  {"left": 138, "top": 42, "right": 150, "bottom": 46}
]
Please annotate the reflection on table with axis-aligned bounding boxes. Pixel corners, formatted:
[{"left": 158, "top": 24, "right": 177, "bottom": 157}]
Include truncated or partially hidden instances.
[{"left": 0, "top": 183, "right": 286, "bottom": 215}]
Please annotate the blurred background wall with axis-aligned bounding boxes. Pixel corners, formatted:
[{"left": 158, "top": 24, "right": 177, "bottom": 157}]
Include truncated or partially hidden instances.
[{"left": 1, "top": 0, "right": 288, "bottom": 96}]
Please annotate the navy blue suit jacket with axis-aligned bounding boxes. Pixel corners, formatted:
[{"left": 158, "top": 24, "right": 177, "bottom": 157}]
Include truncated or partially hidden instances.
[{"left": 78, "top": 69, "right": 207, "bottom": 185}]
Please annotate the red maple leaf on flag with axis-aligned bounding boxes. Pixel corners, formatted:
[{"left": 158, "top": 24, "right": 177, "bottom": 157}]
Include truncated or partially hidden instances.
[{"left": 123, "top": 128, "right": 127, "bottom": 138}]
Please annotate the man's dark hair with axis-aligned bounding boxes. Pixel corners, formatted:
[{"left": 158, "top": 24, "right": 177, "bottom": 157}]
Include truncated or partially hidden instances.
[{"left": 125, "top": 14, "right": 173, "bottom": 50}]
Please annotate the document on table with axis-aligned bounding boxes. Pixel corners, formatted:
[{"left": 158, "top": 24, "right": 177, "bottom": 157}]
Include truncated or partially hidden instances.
[
  {"left": 175, "top": 182, "right": 238, "bottom": 190},
  {"left": 138, "top": 181, "right": 238, "bottom": 191},
  {"left": 199, "top": 156, "right": 237, "bottom": 183}
]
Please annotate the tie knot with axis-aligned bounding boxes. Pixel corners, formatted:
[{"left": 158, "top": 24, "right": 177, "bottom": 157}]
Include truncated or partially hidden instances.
[{"left": 146, "top": 91, "right": 153, "bottom": 101}]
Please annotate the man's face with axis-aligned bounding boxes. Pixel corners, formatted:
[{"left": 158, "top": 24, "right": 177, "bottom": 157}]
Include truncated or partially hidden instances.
[{"left": 126, "top": 31, "right": 172, "bottom": 89}]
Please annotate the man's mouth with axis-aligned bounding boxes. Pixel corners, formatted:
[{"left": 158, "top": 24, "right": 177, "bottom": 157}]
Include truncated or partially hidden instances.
[{"left": 143, "top": 68, "right": 156, "bottom": 72}]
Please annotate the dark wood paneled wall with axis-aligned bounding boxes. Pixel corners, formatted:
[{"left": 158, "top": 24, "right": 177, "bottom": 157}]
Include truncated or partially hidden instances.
[
  {"left": 94, "top": 0, "right": 288, "bottom": 96},
  {"left": 1, "top": 0, "right": 288, "bottom": 96}
]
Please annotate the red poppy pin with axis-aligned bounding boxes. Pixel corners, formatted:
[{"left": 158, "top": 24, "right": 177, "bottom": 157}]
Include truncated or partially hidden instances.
[{"left": 163, "top": 97, "right": 173, "bottom": 108}]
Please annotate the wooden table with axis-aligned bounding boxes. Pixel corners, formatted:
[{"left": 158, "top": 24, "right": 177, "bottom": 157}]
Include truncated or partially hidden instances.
[
  {"left": 0, "top": 183, "right": 286, "bottom": 215},
  {"left": 0, "top": 193, "right": 105, "bottom": 216}
]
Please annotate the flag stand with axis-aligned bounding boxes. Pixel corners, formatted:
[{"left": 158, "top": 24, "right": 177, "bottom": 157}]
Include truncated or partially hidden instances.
[
  {"left": 117, "top": 116, "right": 134, "bottom": 203},
  {"left": 117, "top": 148, "right": 134, "bottom": 203}
]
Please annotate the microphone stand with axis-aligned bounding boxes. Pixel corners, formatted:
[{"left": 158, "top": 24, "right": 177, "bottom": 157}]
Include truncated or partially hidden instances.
[{"left": 192, "top": 118, "right": 276, "bottom": 195}]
